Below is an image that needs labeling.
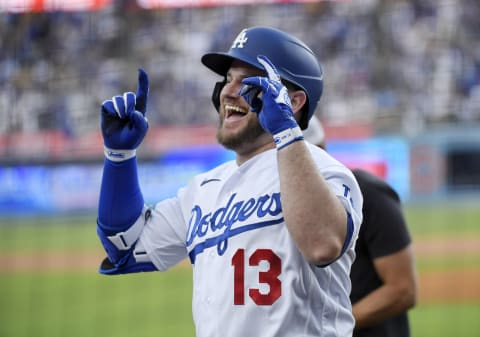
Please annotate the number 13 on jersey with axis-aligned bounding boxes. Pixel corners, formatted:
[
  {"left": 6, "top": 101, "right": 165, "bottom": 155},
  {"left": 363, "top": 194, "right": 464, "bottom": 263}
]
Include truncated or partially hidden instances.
[{"left": 231, "top": 248, "right": 282, "bottom": 305}]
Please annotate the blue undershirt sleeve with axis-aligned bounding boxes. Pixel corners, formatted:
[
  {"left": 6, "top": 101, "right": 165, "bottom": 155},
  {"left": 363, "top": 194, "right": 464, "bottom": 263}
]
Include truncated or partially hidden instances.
[{"left": 98, "top": 157, "right": 144, "bottom": 235}]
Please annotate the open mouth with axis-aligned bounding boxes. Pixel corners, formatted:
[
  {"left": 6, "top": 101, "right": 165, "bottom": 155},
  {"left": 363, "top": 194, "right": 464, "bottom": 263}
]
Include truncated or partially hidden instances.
[{"left": 224, "top": 104, "right": 248, "bottom": 121}]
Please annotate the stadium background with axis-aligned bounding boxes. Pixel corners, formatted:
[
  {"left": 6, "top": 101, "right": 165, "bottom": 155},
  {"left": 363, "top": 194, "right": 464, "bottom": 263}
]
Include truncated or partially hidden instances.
[{"left": 0, "top": 1, "right": 479, "bottom": 336}]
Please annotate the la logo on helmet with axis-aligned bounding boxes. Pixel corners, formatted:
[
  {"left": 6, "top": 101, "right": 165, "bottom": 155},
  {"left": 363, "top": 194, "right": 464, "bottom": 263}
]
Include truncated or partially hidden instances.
[{"left": 231, "top": 29, "right": 248, "bottom": 49}]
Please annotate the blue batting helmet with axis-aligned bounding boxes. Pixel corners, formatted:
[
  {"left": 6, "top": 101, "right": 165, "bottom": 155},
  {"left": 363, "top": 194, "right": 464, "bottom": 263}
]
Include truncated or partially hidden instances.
[{"left": 201, "top": 26, "right": 323, "bottom": 129}]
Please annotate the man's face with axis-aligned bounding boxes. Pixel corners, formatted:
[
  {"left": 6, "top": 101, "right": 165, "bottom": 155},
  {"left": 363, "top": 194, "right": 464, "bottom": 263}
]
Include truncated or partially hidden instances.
[{"left": 216, "top": 60, "right": 268, "bottom": 152}]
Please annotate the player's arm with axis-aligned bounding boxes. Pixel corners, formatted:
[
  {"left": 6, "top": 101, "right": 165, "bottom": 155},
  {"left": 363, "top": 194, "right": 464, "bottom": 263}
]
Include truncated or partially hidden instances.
[
  {"left": 96, "top": 69, "right": 157, "bottom": 274},
  {"left": 240, "top": 56, "right": 354, "bottom": 265},
  {"left": 276, "top": 141, "right": 350, "bottom": 265},
  {"left": 352, "top": 245, "right": 417, "bottom": 328}
]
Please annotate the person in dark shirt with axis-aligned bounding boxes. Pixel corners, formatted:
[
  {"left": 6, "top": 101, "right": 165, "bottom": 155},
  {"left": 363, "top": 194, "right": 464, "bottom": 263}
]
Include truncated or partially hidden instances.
[{"left": 304, "top": 116, "right": 417, "bottom": 337}]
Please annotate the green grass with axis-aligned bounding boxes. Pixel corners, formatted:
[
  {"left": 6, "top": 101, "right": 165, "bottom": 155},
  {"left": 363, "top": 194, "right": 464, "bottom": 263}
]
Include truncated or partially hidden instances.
[
  {"left": 0, "top": 204, "right": 479, "bottom": 337},
  {"left": 404, "top": 202, "right": 480, "bottom": 237},
  {"left": 0, "top": 215, "right": 99, "bottom": 252},
  {"left": 1, "top": 214, "right": 195, "bottom": 337},
  {"left": 1, "top": 270, "right": 478, "bottom": 337},
  {"left": 0, "top": 269, "right": 195, "bottom": 337},
  {"left": 415, "top": 255, "right": 480, "bottom": 272},
  {"left": 410, "top": 303, "right": 480, "bottom": 337}
]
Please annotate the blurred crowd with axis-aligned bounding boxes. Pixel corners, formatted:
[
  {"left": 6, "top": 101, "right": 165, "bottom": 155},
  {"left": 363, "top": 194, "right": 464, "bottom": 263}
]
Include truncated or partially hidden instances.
[{"left": 0, "top": 0, "right": 479, "bottom": 138}]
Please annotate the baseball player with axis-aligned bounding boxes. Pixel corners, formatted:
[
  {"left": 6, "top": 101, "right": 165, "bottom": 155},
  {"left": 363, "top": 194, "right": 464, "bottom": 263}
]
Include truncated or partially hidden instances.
[{"left": 97, "top": 26, "right": 363, "bottom": 337}]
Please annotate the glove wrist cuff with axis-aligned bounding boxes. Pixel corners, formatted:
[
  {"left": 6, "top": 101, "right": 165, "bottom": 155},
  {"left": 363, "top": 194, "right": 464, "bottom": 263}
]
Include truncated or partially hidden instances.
[
  {"left": 104, "top": 147, "right": 137, "bottom": 162},
  {"left": 273, "top": 126, "right": 304, "bottom": 150}
]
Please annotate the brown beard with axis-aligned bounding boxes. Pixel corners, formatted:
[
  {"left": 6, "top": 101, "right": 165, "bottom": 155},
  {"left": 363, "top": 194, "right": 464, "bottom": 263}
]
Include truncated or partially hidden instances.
[{"left": 216, "top": 116, "right": 266, "bottom": 151}]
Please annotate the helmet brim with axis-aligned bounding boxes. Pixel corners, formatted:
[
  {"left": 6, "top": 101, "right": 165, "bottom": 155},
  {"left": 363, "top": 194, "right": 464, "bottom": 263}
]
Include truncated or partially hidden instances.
[{"left": 201, "top": 52, "right": 261, "bottom": 77}]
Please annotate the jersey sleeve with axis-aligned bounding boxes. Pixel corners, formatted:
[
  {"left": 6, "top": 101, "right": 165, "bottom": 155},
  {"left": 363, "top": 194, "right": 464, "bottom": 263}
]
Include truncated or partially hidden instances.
[
  {"left": 308, "top": 144, "right": 364, "bottom": 254},
  {"left": 326, "top": 165, "right": 363, "bottom": 252},
  {"left": 137, "top": 195, "right": 189, "bottom": 271}
]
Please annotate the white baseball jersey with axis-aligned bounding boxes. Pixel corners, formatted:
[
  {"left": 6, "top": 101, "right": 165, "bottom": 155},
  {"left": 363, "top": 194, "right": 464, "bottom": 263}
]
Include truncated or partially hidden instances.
[{"left": 137, "top": 143, "right": 363, "bottom": 337}]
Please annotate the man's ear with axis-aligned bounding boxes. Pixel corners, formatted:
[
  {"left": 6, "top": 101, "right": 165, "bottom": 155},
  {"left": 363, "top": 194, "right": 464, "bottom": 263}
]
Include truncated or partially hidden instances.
[{"left": 289, "top": 90, "right": 307, "bottom": 116}]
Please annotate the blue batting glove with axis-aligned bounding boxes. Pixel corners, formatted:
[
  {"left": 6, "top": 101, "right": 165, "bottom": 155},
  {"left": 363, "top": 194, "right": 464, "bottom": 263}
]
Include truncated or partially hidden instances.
[
  {"left": 239, "top": 56, "right": 303, "bottom": 150},
  {"left": 239, "top": 55, "right": 298, "bottom": 135},
  {"left": 101, "top": 69, "right": 149, "bottom": 161}
]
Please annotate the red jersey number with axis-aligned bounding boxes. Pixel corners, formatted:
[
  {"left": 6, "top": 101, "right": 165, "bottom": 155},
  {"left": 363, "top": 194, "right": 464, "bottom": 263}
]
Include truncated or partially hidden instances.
[{"left": 231, "top": 248, "right": 282, "bottom": 306}]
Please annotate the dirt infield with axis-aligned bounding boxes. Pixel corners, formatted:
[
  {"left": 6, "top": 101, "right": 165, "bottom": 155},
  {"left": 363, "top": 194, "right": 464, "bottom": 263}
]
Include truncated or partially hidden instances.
[
  {"left": 412, "top": 237, "right": 480, "bottom": 303},
  {"left": 419, "top": 269, "right": 480, "bottom": 303},
  {"left": 1, "top": 237, "right": 479, "bottom": 303}
]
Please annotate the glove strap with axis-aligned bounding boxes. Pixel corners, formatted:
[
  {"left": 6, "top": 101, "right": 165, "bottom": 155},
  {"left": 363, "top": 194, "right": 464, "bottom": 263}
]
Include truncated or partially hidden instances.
[
  {"left": 273, "top": 126, "right": 304, "bottom": 150},
  {"left": 104, "top": 146, "right": 137, "bottom": 162}
]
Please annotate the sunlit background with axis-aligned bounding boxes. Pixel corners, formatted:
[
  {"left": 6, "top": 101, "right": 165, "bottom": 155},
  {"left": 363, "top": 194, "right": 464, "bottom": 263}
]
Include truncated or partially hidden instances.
[{"left": 0, "top": 1, "right": 479, "bottom": 337}]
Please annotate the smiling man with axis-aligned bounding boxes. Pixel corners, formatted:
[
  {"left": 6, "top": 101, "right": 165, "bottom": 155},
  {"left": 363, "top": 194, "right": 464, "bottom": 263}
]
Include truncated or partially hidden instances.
[{"left": 96, "top": 26, "right": 363, "bottom": 337}]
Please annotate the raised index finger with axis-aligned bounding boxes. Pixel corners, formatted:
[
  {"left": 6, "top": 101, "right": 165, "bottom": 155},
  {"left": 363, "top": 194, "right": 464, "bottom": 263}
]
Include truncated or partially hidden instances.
[{"left": 135, "top": 68, "right": 149, "bottom": 115}]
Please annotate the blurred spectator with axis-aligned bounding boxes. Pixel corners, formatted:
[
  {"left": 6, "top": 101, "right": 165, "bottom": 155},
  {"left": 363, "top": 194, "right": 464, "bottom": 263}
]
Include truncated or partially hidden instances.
[{"left": 0, "top": 1, "right": 479, "bottom": 140}]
